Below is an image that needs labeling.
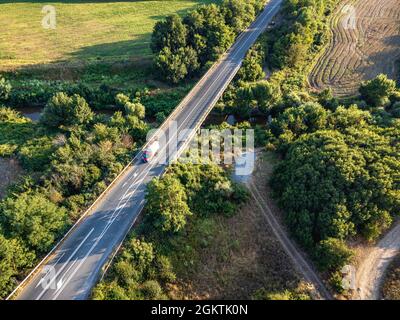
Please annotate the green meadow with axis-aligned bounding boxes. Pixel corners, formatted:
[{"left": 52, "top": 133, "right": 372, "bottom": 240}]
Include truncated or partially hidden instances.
[{"left": 0, "top": 0, "right": 217, "bottom": 68}]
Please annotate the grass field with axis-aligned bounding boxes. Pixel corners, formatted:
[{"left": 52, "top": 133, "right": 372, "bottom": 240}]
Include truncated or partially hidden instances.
[{"left": 0, "top": 0, "right": 218, "bottom": 69}]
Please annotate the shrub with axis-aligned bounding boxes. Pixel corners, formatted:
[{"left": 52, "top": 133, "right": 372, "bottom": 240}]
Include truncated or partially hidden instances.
[
  {"left": 359, "top": 74, "right": 397, "bottom": 107},
  {"left": 141, "top": 280, "right": 163, "bottom": 299},
  {"left": 329, "top": 271, "right": 346, "bottom": 294},
  {"left": 0, "top": 235, "right": 35, "bottom": 298},
  {"left": 40, "top": 92, "right": 94, "bottom": 128},
  {"left": 146, "top": 175, "right": 191, "bottom": 233},
  {"left": 0, "top": 77, "right": 12, "bottom": 102},
  {"left": 0, "top": 192, "right": 69, "bottom": 253},
  {"left": 314, "top": 238, "right": 354, "bottom": 272}
]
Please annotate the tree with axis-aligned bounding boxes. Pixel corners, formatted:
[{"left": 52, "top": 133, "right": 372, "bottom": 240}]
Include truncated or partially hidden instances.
[
  {"left": 145, "top": 175, "right": 191, "bottom": 233},
  {"left": 359, "top": 74, "right": 397, "bottom": 107},
  {"left": 221, "top": 0, "right": 256, "bottom": 34},
  {"left": 151, "top": 14, "right": 187, "bottom": 53},
  {"left": 40, "top": 92, "right": 94, "bottom": 128},
  {"left": 237, "top": 44, "right": 265, "bottom": 82},
  {"left": 328, "top": 105, "right": 372, "bottom": 130},
  {"left": 270, "top": 102, "right": 328, "bottom": 144},
  {"left": 126, "top": 238, "right": 155, "bottom": 270},
  {"left": 0, "top": 192, "right": 68, "bottom": 252},
  {"left": 0, "top": 235, "right": 35, "bottom": 298},
  {"left": 115, "top": 93, "right": 146, "bottom": 119},
  {"left": 183, "top": 3, "right": 235, "bottom": 63},
  {"left": 271, "top": 125, "right": 400, "bottom": 248},
  {"left": 155, "top": 46, "right": 199, "bottom": 83}
]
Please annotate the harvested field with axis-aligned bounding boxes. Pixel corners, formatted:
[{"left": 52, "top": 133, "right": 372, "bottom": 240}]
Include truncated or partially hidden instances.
[
  {"left": 0, "top": 157, "right": 23, "bottom": 199},
  {"left": 309, "top": 0, "right": 400, "bottom": 97}
]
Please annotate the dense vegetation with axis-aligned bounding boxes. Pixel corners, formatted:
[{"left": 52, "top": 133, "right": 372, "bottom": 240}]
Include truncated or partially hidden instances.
[
  {"left": 94, "top": 0, "right": 400, "bottom": 298},
  {"left": 92, "top": 162, "right": 248, "bottom": 299},
  {"left": 208, "top": 0, "right": 400, "bottom": 295},
  {"left": 256, "top": 1, "right": 400, "bottom": 294},
  {"left": 1, "top": 0, "right": 399, "bottom": 300},
  {"left": 0, "top": 87, "right": 150, "bottom": 297},
  {"left": 151, "top": 0, "right": 266, "bottom": 83}
]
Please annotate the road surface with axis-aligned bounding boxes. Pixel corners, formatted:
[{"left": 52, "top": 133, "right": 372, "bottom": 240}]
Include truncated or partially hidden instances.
[
  {"left": 13, "top": 0, "right": 283, "bottom": 300},
  {"left": 355, "top": 222, "right": 400, "bottom": 300}
]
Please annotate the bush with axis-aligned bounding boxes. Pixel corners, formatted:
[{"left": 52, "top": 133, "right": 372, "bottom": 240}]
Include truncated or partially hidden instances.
[
  {"left": 314, "top": 238, "right": 354, "bottom": 272},
  {"left": 359, "top": 74, "right": 397, "bottom": 108},
  {"left": 40, "top": 92, "right": 94, "bottom": 128},
  {"left": 329, "top": 271, "right": 346, "bottom": 294},
  {"left": 0, "top": 192, "right": 69, "bottom": 253},
  {"left": 0, "top": 235, "right": 35, "bottom": 298},
  {"left": 141, "top": 280, "right": 163, "bottom": 299},
  {"left": 146, "top": 175, "right": 191, "bottom": 233},
  {"left": 0, "top": 77, "right": 12, "bottom": 102}
]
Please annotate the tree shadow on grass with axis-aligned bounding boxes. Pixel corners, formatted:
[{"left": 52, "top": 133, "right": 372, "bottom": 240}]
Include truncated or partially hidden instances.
[{"left": 2, "top": 33, "right": 160, "bottom": 87}]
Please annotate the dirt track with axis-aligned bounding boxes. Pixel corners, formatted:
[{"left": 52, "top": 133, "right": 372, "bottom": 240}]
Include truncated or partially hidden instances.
[
  {"left": 246, "top": 152, "right": 332, "bottom": 300},
  {"left": 248, "top": 182, "right": 332, "bottom": 300},
  {"left": 354, "top": 222, "right": 400, "bottom": 300},
  {"left": 309, "top": 0, "right": 400, "bottom": 97}
]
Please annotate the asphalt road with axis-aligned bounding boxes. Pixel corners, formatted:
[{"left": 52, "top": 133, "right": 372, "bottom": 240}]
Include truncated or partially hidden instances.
[{"left": 15, "top": 0, "right": 283, "bottom": 300}]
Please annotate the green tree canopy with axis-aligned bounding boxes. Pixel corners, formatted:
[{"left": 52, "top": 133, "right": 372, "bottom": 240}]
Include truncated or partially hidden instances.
[
  {"left": 0, "top": 192, "right": 68, "bottom": 252},
  {"left": 360, "top": 74, "right": 397, "bottom": 107},
  {"left": 314, "top": 237, "right": 354, "bottom": 272},
  {"left": 145, "top": 175, "right": 191, "bottom": 233},
  {"left": 151, "top": 14, "right": 187, "bottom": 53},
  {"left": 0, "top": 235, "right": 35, "bottom": 298},
  {"left": 40, "top": 92, "right": 94, "bottom": 128},
  {"left": 271, "top": 126, "right": 400, "bottom": 247}
]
